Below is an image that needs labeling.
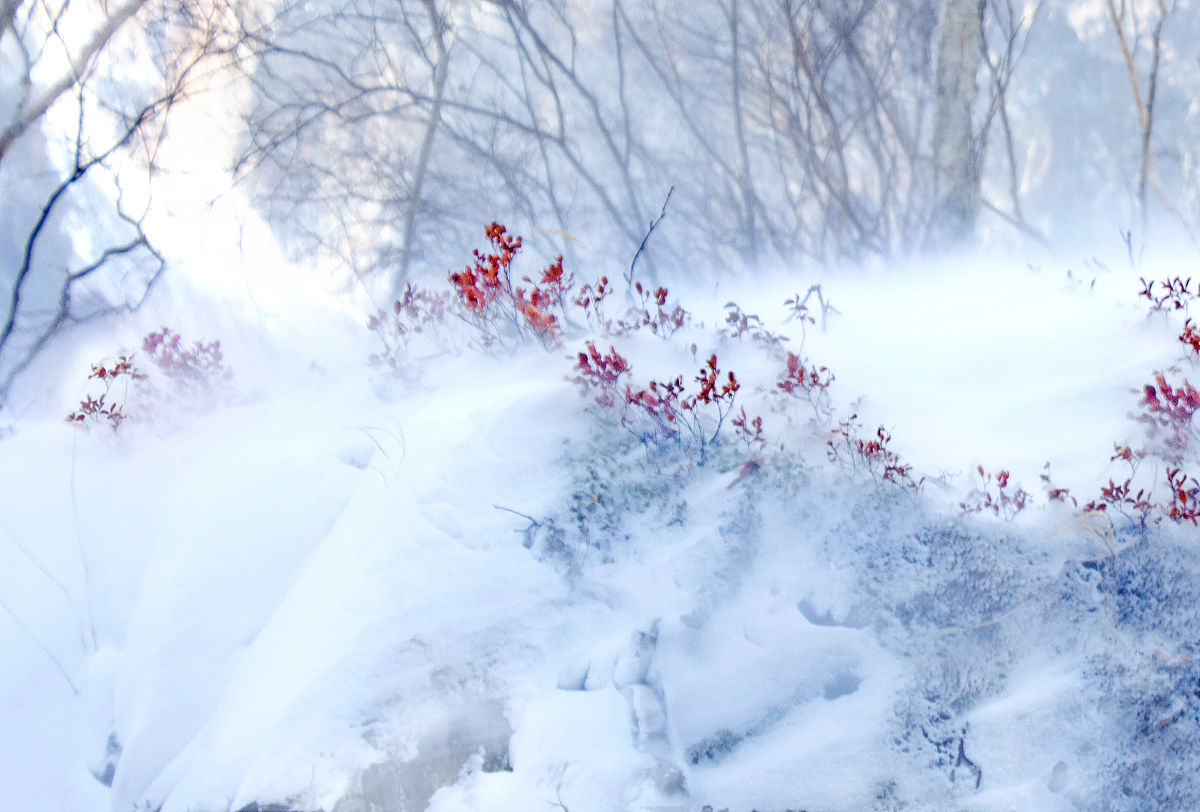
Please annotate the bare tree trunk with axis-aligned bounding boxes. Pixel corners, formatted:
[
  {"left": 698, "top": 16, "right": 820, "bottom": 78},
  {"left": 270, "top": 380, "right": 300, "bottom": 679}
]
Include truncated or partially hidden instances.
[
  {"left": 929, "top": 0, "right": 985, "bottom": 250},
  {"left": 728, "top": 0, "right": 757, "bottom": 258},
  {"left": 0, "top": 0, "right": 22, "bottom": 34},
  {"left": 394, "top": 0, "right": 449, "bottom": 301},
  {"left": 1106, "top": 0, "right": 1174, "bottom": 228}
]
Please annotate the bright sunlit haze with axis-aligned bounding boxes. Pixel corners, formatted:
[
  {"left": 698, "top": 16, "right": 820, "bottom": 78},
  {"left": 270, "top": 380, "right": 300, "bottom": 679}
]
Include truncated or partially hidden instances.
[{"left": 3, "top": 1, "right": 1200, "bottom": 811}]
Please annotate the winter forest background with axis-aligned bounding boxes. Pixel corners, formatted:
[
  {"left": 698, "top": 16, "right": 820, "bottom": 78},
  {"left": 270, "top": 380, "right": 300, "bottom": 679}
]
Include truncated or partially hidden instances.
[{"left": 3, "top": 1, "right": 1200, "bottom": 810}]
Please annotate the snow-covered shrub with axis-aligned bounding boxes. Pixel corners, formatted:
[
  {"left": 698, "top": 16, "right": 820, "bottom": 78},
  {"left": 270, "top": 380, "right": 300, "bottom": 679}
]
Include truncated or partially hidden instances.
[
  {"left": 1076, "top": 278, "right": 1200, "bottom": 527},
  {"left": 1085, "top": 533, "right": 1200, "bottom": 809},
  {"left": 686, "top": 728, "right": 742, "bottom": 765},
  {"left": 524, "top": 444, "right": 691, "bottom": 578},
  {"left": 366, "top": 284, "right": 455, "bottom": 379},
  {"left": 895, "top": 660, "right": 988, "bottom": 793},
  {"left": 141, "top": 328, "right": 232, "bottom": 398},
  {"left": 67, "top": 328, "right": 232, "bottom": 431},
  {"left": 860, "top": 521, "right": 1031, "bottom": 635}
]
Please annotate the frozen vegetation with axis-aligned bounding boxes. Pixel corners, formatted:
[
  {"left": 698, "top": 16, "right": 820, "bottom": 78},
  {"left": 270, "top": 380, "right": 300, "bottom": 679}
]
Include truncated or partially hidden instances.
[
  {"left": 4, "top": 249, "right": 1200, "bottom": 811},
  {"left": 4, "top": 1, "right": 1200, "bottom": 810}
]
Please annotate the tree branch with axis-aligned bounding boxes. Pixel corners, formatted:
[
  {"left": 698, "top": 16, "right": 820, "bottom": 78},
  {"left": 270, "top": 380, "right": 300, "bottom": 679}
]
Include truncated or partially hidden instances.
[
  {"left": 627, "top": 186, "right": 673, "bottom": 290},
  {"left": 0, "top": 0, "right": 149, "bottom": 165}
]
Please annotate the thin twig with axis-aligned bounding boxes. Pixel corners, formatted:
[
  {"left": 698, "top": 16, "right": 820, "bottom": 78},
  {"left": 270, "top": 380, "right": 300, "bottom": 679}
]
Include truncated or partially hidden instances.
[
  {"left": 795, "top": 283, "right": 840, "bottom": 333},
  {"left": 0, "top": 594, "right": 79, "bottom": 695},
  {"left": 0, "top": 526, "right": 88, "bottom": 649},
  {"left": 626, "top": 185, "right": 674, "bottom": 290},
  {"left": 493, "top": 504, "right": 540, "bottom": 527},
  {"left": 494, "top": 504, "right": 543, "bottom": 549},
  {"left": 980, "top": 198, "right": 1050, "bottom": 247}
]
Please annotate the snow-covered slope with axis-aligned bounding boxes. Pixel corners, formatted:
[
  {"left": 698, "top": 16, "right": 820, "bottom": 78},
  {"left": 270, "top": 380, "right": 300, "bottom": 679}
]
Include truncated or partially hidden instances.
[{"left": 3, "top": 248, "right": 1200, "bottom": 812}]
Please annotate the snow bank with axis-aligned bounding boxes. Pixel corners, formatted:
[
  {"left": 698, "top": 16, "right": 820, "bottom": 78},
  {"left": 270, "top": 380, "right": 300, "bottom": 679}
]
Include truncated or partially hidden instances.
[{"left": 3, "top": 251, "right": 1199, "bottom": 811}]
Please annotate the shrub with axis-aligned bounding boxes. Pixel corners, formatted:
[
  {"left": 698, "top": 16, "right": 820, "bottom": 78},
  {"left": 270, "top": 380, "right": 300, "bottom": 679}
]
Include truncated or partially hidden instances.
[
  {"left": 1180, "top": 319, "right": 1200, "bottom": 358},
  {"left": 1136, "top": 373, "right": 1199, "bottom": 463},
  {"left": 572, "top": 277, "right": 689, "bottom": 340},
  {"left": 723, "top": 302, "right": 787, "bottom": 353},
  {"left": 621, "top": 353, "right": 741, "bottom": 463},
  {"left": 447, "top": 221, "right": 566, "bottom": 348},
  {"left": 1077, "top": 276, "right": 1200, "bottom": 527},
  {"left": 1164, "top": 467, "right": 1200, "bottom": 525},
  {"left": 730, "top": 407, "right": 765, "bottom": 452},
  {"left": 570, "top": 342, "right": 633, "bottom": 409},
  {"left": 1139, "top": 275, "right": 1197, "bottom": 313},
  {"left": 1040, "top": 462, "right": 1076, "bottom": 506},
  {"left": 142, "top": 328, "right": 232, "bottom": 396},
  {"left": 959, "top": 467, "right": 1030, "bottom": 521},
  {"left": 376, "top": 222, "right": 1200, "bottom": 525},
  {"left": 611, "top": 282, "right": 689, "bottom": 338},
  {"left": 367, "top": 284, "right": 454, "bottom": 377},
  {"left": 371, "top": 223, "right": 572, "bottom": 366},
  {"left": 826, "top": 413, "right": 921, "bottom": 492},
  {"left": 67, "top": 328, "right": 232, "bottom": 431},
  {"left": 570, "top": 273, "right": 613, "bottom": 332},
  {"left": 67, "top": 356, "right": 145, "bottom": 430},
  {"left": 776, "top": 351, "right": 835, "bottom": 427}
]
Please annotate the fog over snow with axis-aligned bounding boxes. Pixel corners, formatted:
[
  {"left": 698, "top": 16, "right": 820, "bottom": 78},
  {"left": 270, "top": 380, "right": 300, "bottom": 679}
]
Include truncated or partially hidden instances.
[
  {"left": 3, "top": 1, "right": 1200, "bottom": 811},
  {"left": 5, "top": 232, "right": 1199, "bottom": 811}
]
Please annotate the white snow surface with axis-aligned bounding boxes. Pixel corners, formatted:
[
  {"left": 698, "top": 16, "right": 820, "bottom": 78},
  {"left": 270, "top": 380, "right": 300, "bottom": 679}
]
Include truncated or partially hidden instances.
[{"left": 3, "top": 245, "right": 1200, "bottom": 812}]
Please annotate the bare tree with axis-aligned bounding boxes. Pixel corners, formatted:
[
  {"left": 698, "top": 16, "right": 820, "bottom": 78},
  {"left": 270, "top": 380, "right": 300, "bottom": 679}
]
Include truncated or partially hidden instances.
[
  {"left": 233, "top": 0, "right": 460, "bottom": 299},
  {"left": 976, "top": 0, "right": 1045, "bottom": 244},
  {"left": 235, "top": 0, "right": 667, "bottom": 299},
  {"left": 928, "top": 0, "right": 985, "bottom": 250},
  {"left": 0, "top": 0, "right": 243, "bottom": 402},
  {"left": 0, "top": 0, "right": 149, "bottom": 164},
  {"left": 233, "top": 0, "right": 1085, "bottom": 289},
  {"left": 1105, "top": 0, "right": 1184, "bottom": 232},
  {"left": 735, "top": 0, "right": 945, "bottom": 259},
  {"left": 395, "top": 0, "right": 450, "bottom": 300}
]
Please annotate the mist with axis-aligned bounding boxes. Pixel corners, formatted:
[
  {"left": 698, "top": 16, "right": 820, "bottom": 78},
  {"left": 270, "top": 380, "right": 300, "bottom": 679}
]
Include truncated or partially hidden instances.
[{"left": 3, "top": 2, "right": 1200, "bottom": 811}]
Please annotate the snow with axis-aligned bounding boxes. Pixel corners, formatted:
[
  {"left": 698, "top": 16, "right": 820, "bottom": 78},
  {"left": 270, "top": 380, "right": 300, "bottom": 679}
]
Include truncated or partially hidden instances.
[
  {"left": 711, "top": 255, "right": 1182, "bottom": 501},
  {"left": 3, "top": 231, "right": 1200, "bottom": 811},
  {"left": 5, "top": 10, "right": 1200, "bottom": 808}
]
